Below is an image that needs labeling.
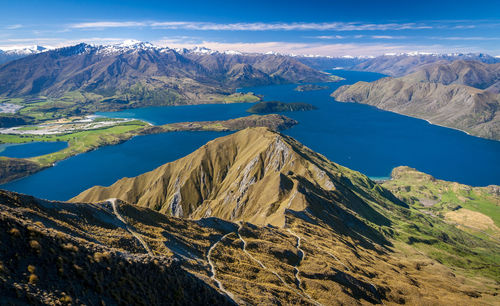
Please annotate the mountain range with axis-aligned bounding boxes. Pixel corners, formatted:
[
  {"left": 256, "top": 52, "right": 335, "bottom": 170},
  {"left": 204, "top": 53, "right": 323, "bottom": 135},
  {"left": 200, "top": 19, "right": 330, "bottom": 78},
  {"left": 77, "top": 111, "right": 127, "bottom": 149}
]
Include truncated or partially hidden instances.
[
  {"left": 352, "top": 53, "right": 500, "bottom": 77},
  {"left": 0, "top": 42, "right": 336, "bottom": 125},
  {"left": 0, "top": 42, "right": 331, "bottom": 99},
  {"left": 2, "top": 128, "right": 499, "bottom": 304},
  {"left": 3, "top": 44, "right": 499, "bottom": 77},
  {"left": 332, "top": 60, "right": 500, "bottom": 140}
]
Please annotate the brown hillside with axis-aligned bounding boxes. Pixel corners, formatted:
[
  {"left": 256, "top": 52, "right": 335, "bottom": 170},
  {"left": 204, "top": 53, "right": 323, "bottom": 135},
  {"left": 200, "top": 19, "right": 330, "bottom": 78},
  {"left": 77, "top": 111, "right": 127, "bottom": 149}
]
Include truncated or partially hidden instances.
[{"left": 72, "top": 127, "right": 402, "bottom": 231}]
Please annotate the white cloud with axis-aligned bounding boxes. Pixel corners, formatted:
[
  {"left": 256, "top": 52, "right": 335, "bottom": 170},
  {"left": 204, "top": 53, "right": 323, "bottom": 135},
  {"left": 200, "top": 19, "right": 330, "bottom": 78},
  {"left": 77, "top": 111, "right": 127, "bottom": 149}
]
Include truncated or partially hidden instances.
[
  {"left": 152, "top": 21, "right": 434, "bottom": 31},
  {"left": 70, "top": 20, "right": 432, "bottom": 31},
  {"left": 438, "top": 36, "right": 500, "bottom": 41},
  {"left": 310, "top": 35, "right": 345, "bottom": 39},
  {"left": 70, "top": 21, "right": 147, "bottom": 29},
  {"left": 371, "top": 35, "right": 407, "bottom": 39},
  {"left": 0, "top": 37, "right": 134, "bottom": 50},
  {"left": 6, "top": 24, "right": 23, "bottom": 30}
]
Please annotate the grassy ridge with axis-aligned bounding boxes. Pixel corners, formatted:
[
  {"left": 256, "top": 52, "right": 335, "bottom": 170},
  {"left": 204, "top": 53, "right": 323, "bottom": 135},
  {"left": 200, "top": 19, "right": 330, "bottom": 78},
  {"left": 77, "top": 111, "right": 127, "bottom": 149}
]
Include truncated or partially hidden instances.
[{"left": 380, "top": 166, "right": 500, "bottom": 281}]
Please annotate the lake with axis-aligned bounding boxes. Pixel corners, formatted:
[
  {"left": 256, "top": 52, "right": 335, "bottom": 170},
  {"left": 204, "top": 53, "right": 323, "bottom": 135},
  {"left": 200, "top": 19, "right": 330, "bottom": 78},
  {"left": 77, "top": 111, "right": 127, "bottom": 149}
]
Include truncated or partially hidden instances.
[
  {"left": 2, "top": 70, "right": 499, "bottom": 200},
  {"left": 2, "top": 132, "right": 229, "bottom": 200},
  {"left": 0, "top": 141, "right": 67, "bottom": 158}
]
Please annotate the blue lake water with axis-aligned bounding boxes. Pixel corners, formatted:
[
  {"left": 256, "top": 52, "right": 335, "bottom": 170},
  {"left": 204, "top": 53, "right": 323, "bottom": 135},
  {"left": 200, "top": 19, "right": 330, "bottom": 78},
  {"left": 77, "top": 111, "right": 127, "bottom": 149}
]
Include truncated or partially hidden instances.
[
  {"left": 2, "top": 69, "right": 500, "bottom": 200},
  {"left": 0, "top": 141, "right": 67, "bottom": 158},
  {"left": 2, "top": 132, "right": 229, "bottom": 200}
]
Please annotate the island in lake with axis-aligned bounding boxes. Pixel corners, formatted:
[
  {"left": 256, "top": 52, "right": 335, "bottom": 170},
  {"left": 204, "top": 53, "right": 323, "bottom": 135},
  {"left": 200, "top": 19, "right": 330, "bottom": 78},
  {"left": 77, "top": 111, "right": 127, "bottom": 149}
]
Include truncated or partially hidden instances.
[
  {"left": 246, "top": 101, "right": 317, "bottom": 113},
  {"left": 294, "top": 84, "right": 329, "bottom": 92}
]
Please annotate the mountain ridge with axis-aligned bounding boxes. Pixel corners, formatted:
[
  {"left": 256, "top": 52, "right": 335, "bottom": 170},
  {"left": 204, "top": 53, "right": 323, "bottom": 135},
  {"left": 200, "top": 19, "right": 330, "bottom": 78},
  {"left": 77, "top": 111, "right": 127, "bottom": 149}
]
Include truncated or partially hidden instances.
[
  {"left": 72, "top": 127, "right": 402, "bottom": 232},
  {"left": 332, "top": 60, "right": 500, "bottom": 140}
]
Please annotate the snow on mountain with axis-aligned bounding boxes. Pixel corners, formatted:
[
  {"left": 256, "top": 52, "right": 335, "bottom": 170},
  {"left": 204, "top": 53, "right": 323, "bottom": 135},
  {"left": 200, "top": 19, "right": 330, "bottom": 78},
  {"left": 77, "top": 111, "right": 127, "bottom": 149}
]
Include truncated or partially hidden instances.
[
  {"left": 1, "top": 45, "right": 47, "bottom": 55},
  {"left": 189, "top": 46, "right": 217, "bottom": 54},
  {"left": 0, "top": 45, "right": 48, "bottom": 64},
  {"left": 1, "top": 41, "right": 499, "bottom": 65},
  {"left": 223, "top": 50, "right": 242, "bottom": 55}
]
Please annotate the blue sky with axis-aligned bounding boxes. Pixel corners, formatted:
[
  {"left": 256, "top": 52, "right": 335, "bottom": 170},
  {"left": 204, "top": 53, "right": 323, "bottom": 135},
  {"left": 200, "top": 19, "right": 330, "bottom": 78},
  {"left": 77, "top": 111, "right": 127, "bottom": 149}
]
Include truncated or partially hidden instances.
[{"left": 1, "top": 0, "right": 499, "bottom": 56}]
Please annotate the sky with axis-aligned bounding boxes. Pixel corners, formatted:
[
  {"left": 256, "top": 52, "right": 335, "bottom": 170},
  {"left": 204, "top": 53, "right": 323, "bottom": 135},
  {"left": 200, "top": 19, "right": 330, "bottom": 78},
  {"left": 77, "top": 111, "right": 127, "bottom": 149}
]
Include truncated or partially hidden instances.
[{"left": 0, "top": 0, "right": 499, "bottom": 56}]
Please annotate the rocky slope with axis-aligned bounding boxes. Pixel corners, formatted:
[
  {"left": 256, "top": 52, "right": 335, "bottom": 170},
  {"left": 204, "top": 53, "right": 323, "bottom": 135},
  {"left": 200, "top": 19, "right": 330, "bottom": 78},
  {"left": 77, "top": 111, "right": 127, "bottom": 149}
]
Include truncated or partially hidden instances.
[
  {"left": 0, "top": 190, "right": 233, "bottom": 305},
  {"left": 332, "top": 73, "right": 500, "bottom": 140},
  {"left": 74, "top": 128, "right": 500, "bottom": 282}
]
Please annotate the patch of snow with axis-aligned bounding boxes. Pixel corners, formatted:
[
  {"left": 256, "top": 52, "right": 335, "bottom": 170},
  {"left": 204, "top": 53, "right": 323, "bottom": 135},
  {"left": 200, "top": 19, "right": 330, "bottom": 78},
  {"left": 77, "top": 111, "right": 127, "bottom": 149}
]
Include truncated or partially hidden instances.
[
  {"left": 190, "top": 46, "right": 217, "bottom": 54},
  {"left": 223, "top": 50, "right": 242, "bottom": 55}
]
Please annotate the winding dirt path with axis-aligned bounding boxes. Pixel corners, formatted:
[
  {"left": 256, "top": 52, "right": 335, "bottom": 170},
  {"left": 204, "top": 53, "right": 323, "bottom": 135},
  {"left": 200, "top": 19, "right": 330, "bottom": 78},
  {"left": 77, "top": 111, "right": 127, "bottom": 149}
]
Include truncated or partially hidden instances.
[
  {"left": 207, "top": 232, "right": 236, "bottom": 300},
  {"left": 237, "top": 222, "right": 322, "bottom": 305},
  {"left": 287, "top": 229, "right": 322, "bottom": 305},
  {"left": 107, "top": 198, "right": 152, "bottom": 255},
  {"left": 237, "top": 223, "right": 292, "bottom": 289}
]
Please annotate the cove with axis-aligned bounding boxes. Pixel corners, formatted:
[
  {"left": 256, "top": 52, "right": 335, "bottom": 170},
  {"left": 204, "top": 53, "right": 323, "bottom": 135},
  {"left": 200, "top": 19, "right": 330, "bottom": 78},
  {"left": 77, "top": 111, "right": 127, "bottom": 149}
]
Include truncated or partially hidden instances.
[
  {"left": 0, "top": 141, "right": 68, "bottom": 158},
  {"left": 2, "top": 132, "right": 229, "bottom": 200}
]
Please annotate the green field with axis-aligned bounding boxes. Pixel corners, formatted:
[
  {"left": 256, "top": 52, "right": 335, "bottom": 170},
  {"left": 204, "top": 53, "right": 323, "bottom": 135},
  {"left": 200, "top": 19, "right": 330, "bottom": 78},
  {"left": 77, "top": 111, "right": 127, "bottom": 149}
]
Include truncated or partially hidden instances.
[{"left": 0, "top": 120, "right": 148, "bottom": 166}]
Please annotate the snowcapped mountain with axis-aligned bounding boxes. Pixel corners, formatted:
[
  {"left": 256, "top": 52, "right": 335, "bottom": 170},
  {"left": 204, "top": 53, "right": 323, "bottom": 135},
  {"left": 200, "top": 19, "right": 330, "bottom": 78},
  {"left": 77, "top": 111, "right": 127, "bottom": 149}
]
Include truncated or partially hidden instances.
[
  {"left": 2, "top": 45, "right": 47, "bottom": 55},
  {"left": 0, "top": 41, "right": 331, "bottom": 101},
  {"left": 2, "top": 40, "right": 499, "bottom": 75},
  {"left": 0, "top": 45, "right": 48, "bottom": 64}
]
